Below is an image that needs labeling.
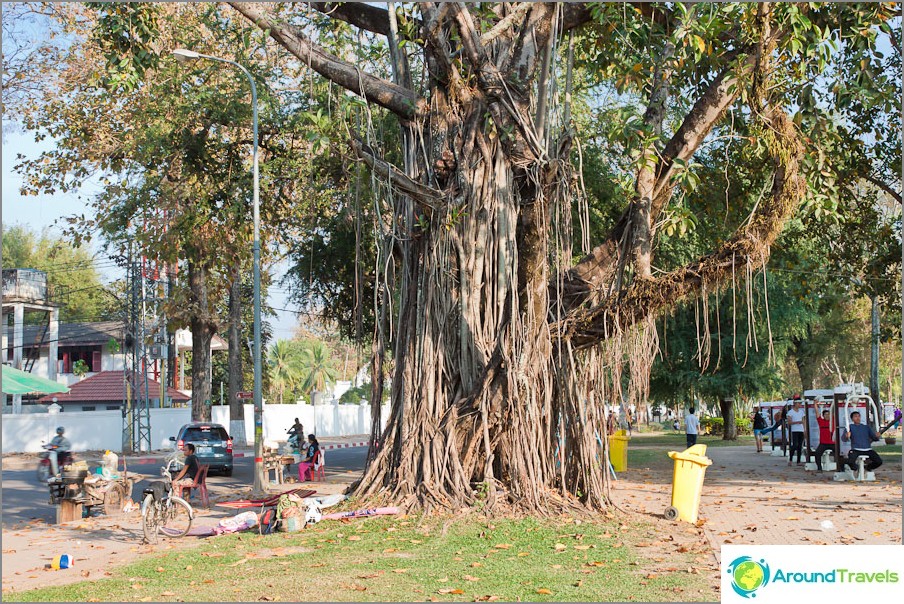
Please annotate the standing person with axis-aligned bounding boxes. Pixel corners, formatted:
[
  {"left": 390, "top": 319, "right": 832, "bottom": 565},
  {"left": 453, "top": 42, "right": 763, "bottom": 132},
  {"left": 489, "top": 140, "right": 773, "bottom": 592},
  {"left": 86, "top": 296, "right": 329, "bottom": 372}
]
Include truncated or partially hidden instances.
[
  {"left": 879, "top": 405, "right": 902, "bottom": 435},
  {"left": 684, "top": 407, "right": 700, "bottom": 449},
  {"left": 751, "top": 407, "right": 768, "bottom": 453},
  {"left": 785, "top": 396, "right": 806, "bottom": 466},
  {"left": 844, "top": 411, "right": 882, "bottom": 472},
  {"left": 813, "top": 409, "right": 835, "bottom": 471}
]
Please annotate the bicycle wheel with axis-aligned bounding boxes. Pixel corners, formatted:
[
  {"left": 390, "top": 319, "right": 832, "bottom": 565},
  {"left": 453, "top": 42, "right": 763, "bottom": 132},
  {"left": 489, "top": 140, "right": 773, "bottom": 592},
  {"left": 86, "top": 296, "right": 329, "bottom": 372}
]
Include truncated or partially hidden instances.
[
  {"left": 159, "top": 496, "right": 192, "bottom": 538},
  {"left": 141, "top": 494, "right": 160, "bottom": 543}
]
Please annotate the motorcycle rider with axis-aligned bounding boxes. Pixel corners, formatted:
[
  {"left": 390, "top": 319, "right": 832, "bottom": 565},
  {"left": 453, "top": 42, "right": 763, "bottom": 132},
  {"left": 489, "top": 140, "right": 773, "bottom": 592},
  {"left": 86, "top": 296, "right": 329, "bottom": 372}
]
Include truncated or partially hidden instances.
[{"left": 48, "top": 426, "right": 72, "bottom": 476}]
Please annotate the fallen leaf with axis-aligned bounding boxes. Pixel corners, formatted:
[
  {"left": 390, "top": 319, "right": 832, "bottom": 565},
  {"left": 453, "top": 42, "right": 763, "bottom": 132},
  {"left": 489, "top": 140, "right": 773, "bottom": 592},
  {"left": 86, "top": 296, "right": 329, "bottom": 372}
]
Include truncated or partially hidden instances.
[
  {"left": 258, "top": 596, "right": 274, "bottom": 602},
  {"left": 161, "top": 592, "right": 175, "bottom": 597},
  {"left": 347, "top": 584, "right": 367, "bottom": 592},
  {"left": 438, "top": 588, "right": 465, "bottom": 595},
  {"left": 131, "top": 583, "right": 144, "bottom": 590},
  {"left": 358, "top": 572, "right": 383, "bottom": 579},
  {"left": 392, "top": 568, "right": 409, "bottom": 574},
  {"left": 155, "top": 567, "right": 166, "bottom": 573},
  {"left": 536, "top": 588, "right": 552, "bottom": 595},
  {"left": 494, "top": 543, "right": 512, "bottom": 549},
  {"left": 573, "top": 545, "right": 593, "bottom": 550},
  {"left": 348, "top": 535, "right": 362, "bottom": 541},
  {"left": 554, "top": 543, "right": 567, "bottom": 551},
  {"left": 201, "top": 552, "right": 225, "bottom": 558},
  {"left": 463, "top": 575, "right": 480, "bottom": 582}
]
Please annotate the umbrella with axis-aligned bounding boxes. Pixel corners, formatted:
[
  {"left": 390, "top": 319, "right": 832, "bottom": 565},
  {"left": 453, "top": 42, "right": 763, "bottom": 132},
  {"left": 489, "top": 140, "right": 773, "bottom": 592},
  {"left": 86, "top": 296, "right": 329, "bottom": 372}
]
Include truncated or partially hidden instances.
[{"left": 1, "top": 365, "right": 70, "bottom": 395}]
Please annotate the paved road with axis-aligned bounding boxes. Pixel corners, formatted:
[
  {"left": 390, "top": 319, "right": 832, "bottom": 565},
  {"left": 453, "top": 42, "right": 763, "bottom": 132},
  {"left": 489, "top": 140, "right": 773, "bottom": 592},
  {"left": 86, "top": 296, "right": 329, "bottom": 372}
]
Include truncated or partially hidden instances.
[{"left": 1, "top": 447, "right": 369, "bottom": 528}]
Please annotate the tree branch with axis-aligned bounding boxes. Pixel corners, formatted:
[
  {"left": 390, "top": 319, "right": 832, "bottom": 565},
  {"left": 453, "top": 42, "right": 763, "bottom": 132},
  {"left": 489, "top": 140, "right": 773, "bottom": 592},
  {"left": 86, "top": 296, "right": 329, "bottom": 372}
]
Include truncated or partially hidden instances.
[
  {"left": 229, "top": 2, "right": 427, "bottom": 120},
  {"left": 561, "top": 103, "right": 805, "bottom": 350},
  {"left": 862, "top": 173, "right": 903, "bottom": 204},
  {"left": 308, "top": 2, "right": 394, "bottom": 36},
  {"left": 350, "top": 137, "right": 444, "bottom": 212}
]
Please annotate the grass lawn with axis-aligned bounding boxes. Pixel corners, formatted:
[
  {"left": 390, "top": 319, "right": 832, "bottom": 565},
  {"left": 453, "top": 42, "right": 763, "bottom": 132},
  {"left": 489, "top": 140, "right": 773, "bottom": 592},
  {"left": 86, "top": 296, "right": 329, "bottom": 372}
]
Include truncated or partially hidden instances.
[{"left": 11, "top": 514, "right": 717, "bottom": 602}]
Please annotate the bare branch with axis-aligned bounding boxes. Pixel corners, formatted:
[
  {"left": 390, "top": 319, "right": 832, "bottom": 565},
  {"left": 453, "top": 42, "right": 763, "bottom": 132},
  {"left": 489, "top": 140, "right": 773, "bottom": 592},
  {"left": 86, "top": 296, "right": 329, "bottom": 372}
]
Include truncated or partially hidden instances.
[
  {"left": 308, "top": 2, "right": 393, "bottom": 36},
  {"left": 350, "top": 137, "right": 444, "bottom": 212},
  {"left": 480, "top": 2, "right": 532, "bottom": 45},
  {"left": 862, "top": 173, "right": 903, "bottom": 204},
  {"left": 229, "top": 2, "right": 427, "bottom": 120}
]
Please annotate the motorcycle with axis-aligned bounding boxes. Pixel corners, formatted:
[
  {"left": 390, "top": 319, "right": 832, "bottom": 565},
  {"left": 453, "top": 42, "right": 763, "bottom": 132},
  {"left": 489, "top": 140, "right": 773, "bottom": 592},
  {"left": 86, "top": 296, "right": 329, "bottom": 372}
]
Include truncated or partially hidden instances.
[{"left": 37, "top": 443, "right": 74, "bottom": 483}]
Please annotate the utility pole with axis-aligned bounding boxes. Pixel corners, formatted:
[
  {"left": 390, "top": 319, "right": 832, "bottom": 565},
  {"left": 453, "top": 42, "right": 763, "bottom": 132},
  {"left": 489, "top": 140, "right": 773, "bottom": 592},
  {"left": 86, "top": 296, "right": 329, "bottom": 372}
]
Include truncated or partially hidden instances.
[{"left": 870, "top": 294, "right": 880, "bottom": 406}]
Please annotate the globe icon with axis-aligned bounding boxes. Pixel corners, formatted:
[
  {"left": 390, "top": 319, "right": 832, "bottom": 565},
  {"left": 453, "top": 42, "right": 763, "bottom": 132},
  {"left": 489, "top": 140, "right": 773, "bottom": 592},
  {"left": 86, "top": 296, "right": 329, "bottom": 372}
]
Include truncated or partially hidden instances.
[{"left": 733, "top": 560, "right": 765, "bottom": 593}]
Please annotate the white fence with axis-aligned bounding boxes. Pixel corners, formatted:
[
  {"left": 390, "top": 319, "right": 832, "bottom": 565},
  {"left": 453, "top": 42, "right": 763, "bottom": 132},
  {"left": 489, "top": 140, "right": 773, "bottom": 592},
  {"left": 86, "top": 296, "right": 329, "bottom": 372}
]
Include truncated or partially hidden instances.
[
  {"left": 212, "top": 402, "right": 389, "bottom": 446},
  {"left": 2, "top": 402, "right": 389, "bottom": 453}
]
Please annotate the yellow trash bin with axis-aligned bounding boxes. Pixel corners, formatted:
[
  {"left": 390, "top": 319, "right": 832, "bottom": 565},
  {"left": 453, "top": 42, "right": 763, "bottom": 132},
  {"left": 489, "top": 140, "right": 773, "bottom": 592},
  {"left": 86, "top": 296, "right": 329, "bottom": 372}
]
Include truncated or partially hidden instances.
[
  {"left": 609, "top": 429, "right": 630, "bottom": 472},
  {"left": 665, "top": 444, "right": 712, "bottom": 523}
]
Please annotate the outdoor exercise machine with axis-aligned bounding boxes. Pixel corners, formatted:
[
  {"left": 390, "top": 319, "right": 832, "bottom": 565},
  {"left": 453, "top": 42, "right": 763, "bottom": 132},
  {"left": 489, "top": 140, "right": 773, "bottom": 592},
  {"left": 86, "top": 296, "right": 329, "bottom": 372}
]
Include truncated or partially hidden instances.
[{"left": 831, "top": 384, "right": 881, "bottom": 482}]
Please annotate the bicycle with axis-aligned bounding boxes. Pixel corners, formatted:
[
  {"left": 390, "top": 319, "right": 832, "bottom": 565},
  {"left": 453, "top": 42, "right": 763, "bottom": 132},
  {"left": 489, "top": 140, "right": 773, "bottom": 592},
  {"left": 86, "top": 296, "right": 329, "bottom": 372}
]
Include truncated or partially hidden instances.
[{"left": 141, "top": 458, "right": 193, "bottom": 543}]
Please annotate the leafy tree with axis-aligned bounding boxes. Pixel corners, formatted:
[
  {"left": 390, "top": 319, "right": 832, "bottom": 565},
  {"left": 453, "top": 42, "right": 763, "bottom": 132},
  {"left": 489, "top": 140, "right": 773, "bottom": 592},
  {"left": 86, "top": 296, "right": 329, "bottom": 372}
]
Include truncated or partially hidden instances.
[
  {"left": 13, "top": 4, "right": 324, "bottom": 420},
  {"left": 1, "top": 225, "right": 118, "bottom": 322},
  {"left": 267, "top": 339, "right": 303, "bottom": 404},
  {"left": 299, "top": 340, "right": 338, "bottom": 396},
  {"left": 225, "top": 2, "right": 900, "bottom": 511}
]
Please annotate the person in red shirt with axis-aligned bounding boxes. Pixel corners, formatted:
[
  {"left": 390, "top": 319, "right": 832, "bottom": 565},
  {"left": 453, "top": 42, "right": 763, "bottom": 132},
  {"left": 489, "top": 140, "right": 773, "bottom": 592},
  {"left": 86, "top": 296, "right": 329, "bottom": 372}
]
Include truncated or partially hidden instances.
[{"left": 813, "top": 409, "right": 835, "bottom": 471}]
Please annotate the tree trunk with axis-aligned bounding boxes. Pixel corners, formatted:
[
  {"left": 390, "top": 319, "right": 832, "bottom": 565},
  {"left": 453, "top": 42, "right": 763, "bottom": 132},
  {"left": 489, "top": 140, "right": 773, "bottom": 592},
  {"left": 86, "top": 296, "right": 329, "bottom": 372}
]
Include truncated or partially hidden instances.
[
  {"left": 188, "top": 259, "right": 216, "bottom": 422},
  {"left": 226, "top": 269, "right": 246, "bottom": 444},
  {"left": 720, "top": 398, "right": 737, "bottom": 441}
]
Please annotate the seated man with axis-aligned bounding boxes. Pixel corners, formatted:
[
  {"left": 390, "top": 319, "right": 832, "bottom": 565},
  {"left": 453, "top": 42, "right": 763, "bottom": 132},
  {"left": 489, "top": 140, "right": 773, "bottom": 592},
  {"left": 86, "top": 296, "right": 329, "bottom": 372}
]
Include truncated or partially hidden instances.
[
  {"left": 844, "top": 411, "right": 882, "bottom": 472},
  {"left": 171, "top": 443, "right": 201, "bottom": 490}
]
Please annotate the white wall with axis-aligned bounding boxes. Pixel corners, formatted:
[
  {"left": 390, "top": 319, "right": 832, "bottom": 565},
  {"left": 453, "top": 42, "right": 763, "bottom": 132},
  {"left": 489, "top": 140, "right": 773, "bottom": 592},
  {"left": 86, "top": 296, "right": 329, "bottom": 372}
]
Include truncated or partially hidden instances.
[
  {"left": 211, "top": 401, "right": 390, "bottom": 446},
  {"left": 2, "top": 401, "right": 388, "bottom": 453}
]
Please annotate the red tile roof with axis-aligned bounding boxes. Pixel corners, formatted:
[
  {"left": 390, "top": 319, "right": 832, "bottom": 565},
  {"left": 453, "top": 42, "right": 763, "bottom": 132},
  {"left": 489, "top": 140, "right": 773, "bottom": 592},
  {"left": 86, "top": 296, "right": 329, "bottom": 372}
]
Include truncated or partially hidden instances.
[{"left": 38, "top": 371, "right": 190, "bottom": 404}]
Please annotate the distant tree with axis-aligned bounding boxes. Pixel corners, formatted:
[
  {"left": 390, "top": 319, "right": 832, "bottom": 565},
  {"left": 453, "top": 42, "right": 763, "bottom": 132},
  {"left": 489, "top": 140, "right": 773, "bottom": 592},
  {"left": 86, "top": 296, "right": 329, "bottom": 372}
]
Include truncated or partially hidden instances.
[
  {"left": 299, "top": 340, "right": 338, "bottom": 396},
  {"left": 267, "top": 339, "right": 303, "bottom": 404},
  {"left": 1, "top": 225, "right": 118, "bottom": 323}
]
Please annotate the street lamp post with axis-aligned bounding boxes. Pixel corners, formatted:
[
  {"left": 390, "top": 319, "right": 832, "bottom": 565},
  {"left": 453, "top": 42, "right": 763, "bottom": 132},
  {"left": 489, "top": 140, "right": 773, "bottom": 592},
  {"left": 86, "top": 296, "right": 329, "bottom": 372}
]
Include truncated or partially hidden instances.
[{"left": 172, "top": 49, "right": 265, "bottom": 495}]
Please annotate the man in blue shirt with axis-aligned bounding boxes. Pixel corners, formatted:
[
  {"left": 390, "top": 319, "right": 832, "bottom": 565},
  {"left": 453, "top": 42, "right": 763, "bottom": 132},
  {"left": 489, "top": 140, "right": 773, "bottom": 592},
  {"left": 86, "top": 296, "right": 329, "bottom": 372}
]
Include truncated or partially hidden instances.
[{"left": 844, "top": 411, "right": 882, "bottom": 472}]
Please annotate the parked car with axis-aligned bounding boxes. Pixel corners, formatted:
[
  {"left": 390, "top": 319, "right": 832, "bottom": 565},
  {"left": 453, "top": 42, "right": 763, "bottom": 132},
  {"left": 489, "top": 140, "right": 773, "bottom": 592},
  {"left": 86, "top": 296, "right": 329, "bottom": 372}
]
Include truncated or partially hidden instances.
[{"left": 170, "top": 422, "right": 233, "bottom": 476}]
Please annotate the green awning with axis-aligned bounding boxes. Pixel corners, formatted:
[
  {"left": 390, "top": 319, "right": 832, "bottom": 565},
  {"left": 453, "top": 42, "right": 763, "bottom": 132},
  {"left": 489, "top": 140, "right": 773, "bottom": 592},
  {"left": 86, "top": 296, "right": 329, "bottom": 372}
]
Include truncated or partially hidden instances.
[{"left": 1, "top": 365, "right": 70, "bottom": 395}]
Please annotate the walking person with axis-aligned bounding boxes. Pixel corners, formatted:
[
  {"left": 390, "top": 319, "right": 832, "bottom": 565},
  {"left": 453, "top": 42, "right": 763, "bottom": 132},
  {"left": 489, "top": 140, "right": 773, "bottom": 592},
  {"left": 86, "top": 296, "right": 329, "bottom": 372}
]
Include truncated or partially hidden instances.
[
  {"left": 813, "top": 409, "right": 835, "bottom": 471},
  {"left": 751, "top": 407, "right": 768, "bottom": 453},
  {"left": 786, "top": 396, "right": 806, "bottom": 466},
  {"left": 879, "top": 405, "right": 902, "bottom": 435},
  {"left": 684, "top": 407, "right": 700, "bottom": 449}
]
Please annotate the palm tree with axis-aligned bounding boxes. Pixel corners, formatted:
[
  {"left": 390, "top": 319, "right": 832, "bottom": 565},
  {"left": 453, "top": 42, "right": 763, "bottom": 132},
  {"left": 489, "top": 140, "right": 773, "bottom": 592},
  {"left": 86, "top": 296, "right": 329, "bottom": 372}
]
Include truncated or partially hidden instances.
[
  {"left": 267, "top": 340, "right": 302, "bottom": 404},
  {"left": 300, "top": 341, "right": 338, "bottom": 398}
]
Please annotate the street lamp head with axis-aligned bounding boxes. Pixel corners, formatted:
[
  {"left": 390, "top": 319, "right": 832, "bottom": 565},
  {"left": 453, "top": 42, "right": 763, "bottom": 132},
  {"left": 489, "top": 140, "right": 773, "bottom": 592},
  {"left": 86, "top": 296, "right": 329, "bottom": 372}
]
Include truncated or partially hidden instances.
[{"left": 172, "top": 48, "right": 201, "bottom": 64}]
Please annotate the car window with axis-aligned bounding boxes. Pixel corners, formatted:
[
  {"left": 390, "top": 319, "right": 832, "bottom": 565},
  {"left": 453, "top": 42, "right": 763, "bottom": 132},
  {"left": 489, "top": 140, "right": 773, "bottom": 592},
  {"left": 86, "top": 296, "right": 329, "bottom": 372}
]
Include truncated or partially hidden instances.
[{"left": 182, "top": 426, "right": 229, "bottom": 441}]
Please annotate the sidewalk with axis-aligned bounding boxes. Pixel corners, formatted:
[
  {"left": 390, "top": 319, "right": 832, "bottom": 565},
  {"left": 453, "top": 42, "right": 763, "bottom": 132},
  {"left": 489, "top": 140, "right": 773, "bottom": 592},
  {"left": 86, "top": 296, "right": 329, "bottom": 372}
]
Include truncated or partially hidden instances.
[{"left": 609, "top": 443, "right": 902, "bottom": 564}]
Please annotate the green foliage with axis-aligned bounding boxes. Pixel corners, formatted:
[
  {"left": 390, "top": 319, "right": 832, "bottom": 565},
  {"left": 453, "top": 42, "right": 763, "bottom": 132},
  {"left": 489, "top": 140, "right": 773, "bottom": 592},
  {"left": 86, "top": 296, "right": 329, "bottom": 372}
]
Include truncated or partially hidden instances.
[
  {"left": 338, "top": 385, "right": 370, "bottom": 405},
  {"left": 1, "top": 225, "right": 117, "bottom": 322},
  {"left": 72, "top": 359, "right": 89, "bottom": 377}
]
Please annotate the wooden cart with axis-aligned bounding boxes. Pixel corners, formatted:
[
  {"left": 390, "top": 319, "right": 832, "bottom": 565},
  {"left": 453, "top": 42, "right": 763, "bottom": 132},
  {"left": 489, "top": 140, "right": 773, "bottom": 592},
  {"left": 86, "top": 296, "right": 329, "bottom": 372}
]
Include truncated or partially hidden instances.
[{"left": 48, "top": 468, "right": 143, "bottom": 523}]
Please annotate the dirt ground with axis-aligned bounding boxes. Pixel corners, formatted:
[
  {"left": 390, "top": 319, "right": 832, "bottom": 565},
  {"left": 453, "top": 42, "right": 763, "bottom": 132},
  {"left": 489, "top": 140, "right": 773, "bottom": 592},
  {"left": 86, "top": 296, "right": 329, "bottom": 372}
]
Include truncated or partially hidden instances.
[
  {"left": 0, "top": 457, "right": 349, "bottom": 595},
  {"left": 609, "top": 440, "right": 903, "bottom": 565}
]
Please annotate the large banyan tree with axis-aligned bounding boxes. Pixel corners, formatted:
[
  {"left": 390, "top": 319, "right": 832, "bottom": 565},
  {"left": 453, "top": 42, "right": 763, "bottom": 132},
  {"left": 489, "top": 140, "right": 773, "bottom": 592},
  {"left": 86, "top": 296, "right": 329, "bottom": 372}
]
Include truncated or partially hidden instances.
[{"left": 230, "top": 2, "right": 897, "bottom": 512}]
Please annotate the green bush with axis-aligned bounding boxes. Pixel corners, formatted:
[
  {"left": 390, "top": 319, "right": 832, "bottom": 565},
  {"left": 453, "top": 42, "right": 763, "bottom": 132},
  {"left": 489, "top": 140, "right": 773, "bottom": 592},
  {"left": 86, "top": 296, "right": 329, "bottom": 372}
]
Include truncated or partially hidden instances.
[{"left": 700, "top": 416, "right": 751, "bottom": 436}]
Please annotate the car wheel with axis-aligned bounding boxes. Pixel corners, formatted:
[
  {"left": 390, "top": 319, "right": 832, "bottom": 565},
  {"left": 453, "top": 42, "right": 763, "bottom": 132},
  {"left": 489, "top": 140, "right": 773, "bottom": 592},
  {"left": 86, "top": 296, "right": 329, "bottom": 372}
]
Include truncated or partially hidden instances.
[{"left": 223, "top": 467, "right": 233, "bottom": 477}]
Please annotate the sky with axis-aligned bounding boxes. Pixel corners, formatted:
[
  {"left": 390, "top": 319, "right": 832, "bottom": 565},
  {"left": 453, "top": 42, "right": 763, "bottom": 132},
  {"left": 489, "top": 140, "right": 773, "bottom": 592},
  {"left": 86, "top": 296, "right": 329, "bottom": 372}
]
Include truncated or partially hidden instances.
[{"left": 1, "top": 126, "right": 303, "bottom": 342}]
